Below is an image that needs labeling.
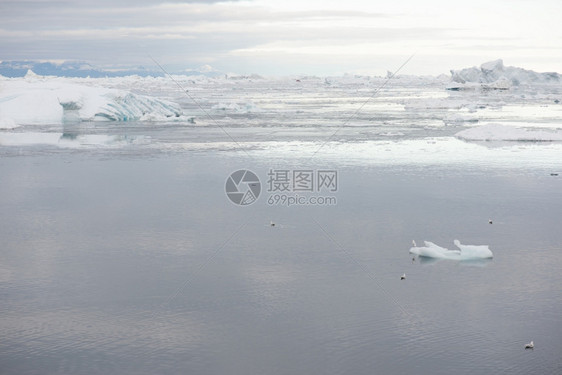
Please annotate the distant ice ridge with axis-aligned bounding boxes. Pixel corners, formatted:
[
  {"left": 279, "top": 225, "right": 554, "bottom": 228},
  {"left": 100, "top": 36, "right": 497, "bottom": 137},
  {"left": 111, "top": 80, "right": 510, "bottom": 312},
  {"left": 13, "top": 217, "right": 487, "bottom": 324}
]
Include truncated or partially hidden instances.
[
  {"left": 0, "top": 70, "right": 186, "bottom": 128},
  {"left": 447, "top": 59, "right": 560, "bottom": 90},
  {"left": 410, "top": 240, "right": 493, "bottom": 260},
  {"left": 456, "top": 123, "right": 562, "bottom": 142}
]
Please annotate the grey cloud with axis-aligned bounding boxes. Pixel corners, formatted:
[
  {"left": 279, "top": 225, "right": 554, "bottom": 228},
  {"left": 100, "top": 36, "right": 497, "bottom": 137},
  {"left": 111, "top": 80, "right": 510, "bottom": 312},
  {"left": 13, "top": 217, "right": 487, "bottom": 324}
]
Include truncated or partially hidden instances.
[
  {"left": 3, "top": 0, "right": 535, "bottom": 75},
  {"left": 1, "top": 4, "right": 385, "bottom": 32},
  {"left": 0, "top": 0, "right": 437, "bottom": 66}
]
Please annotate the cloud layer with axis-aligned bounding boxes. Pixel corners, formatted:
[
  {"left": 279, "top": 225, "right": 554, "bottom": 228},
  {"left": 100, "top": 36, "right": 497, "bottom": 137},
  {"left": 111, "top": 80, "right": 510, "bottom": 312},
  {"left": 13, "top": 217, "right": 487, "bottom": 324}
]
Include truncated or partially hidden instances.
[{"left": 1, "top": 0, "right": 560, "bottom": 75}]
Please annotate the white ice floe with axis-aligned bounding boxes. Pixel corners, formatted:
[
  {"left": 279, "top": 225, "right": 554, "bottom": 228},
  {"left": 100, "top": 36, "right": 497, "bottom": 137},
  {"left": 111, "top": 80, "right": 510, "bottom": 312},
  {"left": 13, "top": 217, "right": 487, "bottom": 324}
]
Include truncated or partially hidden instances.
[
  {"left": 409, "top": 240, "right": 493, "bottom": 260},
  {"left": 0, "top": 71, "right": 184, "bottom": 127},
  {"left": 456, "top": 123, "right": 562, "bottom": 142},
  {"left": 0, "top": 132, "right": 147, "bottom": 148}
]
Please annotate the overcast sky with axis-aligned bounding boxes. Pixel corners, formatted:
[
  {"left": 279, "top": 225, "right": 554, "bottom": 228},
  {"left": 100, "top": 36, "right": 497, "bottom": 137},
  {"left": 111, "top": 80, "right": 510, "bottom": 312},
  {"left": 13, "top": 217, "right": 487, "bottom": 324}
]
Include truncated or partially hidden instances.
[{"left": 1, "top": 0, "right": 560, "bottom": 75}]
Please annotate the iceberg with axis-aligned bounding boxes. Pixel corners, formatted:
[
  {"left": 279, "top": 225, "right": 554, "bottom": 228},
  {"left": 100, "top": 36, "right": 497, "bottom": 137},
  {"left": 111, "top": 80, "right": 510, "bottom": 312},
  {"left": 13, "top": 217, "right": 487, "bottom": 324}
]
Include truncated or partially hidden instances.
[
  {"left": 410, "top": 240, "right": 493, "bottom": 260},
  {"left": 448, "top": 59, "right": 560, "bottom": 90},
  {"left": 0, "top": 71, "right": 185, "bottom": 127},
  {"left": 456, "top": 123, "right": 562, "bottom": 142}
]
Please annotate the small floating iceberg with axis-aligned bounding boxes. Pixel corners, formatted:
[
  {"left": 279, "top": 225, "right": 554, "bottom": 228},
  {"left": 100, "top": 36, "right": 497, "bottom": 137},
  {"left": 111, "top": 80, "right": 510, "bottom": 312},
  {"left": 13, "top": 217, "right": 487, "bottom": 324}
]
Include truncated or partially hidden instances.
[{"left": 409, "top": 240, "right": 493, "bottom": 260}]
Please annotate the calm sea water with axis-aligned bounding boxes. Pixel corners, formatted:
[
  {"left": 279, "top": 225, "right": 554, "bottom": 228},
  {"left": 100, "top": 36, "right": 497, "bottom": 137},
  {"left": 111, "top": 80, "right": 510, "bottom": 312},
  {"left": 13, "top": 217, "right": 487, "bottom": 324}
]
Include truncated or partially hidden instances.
[{"left": 1, "top": 148, "right": 561, "bottom": 374}]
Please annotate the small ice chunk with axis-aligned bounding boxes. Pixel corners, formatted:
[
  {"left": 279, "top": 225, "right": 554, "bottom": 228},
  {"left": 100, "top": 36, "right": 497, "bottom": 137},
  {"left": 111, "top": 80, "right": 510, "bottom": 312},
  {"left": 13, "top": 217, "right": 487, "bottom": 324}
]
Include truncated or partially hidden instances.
[
  {"left": 409, "top": 240, "right": 493, "bottom": 260},
  {"left": 212, "top": 101, "right": 262, "bottom": 113}
]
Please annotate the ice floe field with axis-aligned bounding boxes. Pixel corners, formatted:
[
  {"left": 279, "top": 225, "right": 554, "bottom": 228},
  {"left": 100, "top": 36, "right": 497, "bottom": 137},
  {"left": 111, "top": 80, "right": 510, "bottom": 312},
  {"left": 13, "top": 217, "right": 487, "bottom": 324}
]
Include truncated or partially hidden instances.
[
  {"left": 1, "top": 59, "right": 561, "bottom": 166},
  {"left": 1, "top": 61, "right": 561, "bottom": 374}
]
